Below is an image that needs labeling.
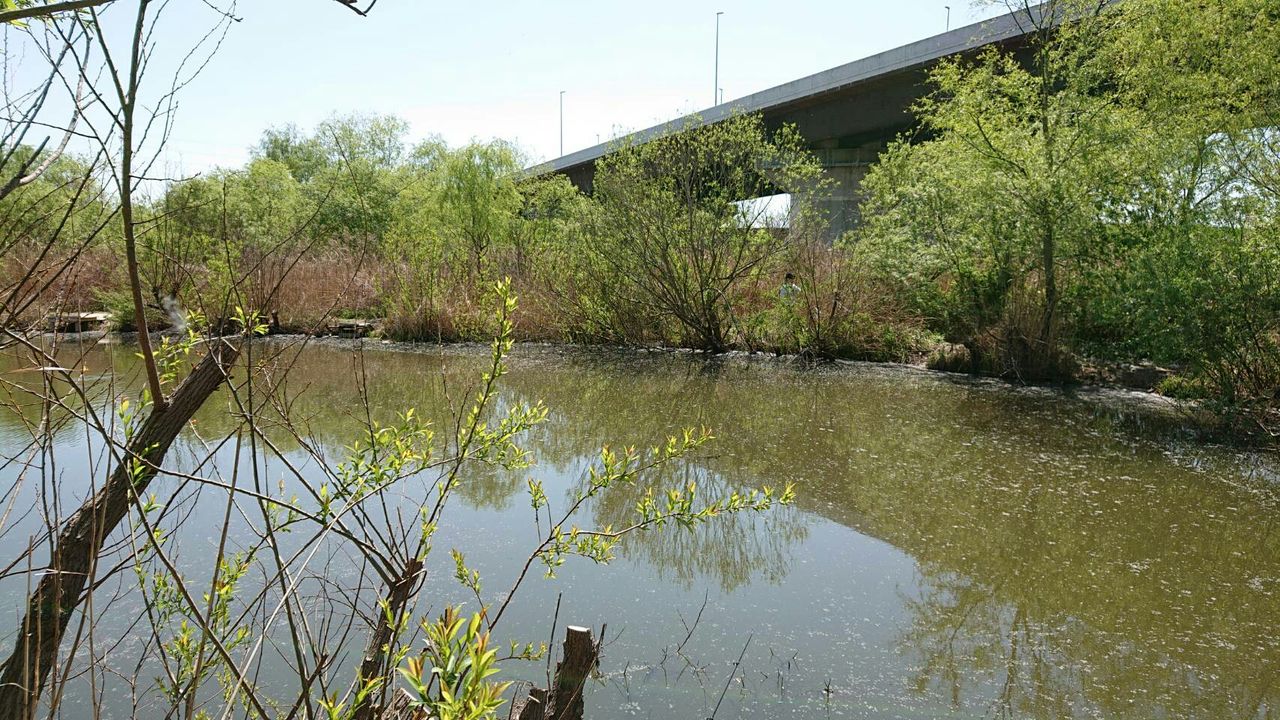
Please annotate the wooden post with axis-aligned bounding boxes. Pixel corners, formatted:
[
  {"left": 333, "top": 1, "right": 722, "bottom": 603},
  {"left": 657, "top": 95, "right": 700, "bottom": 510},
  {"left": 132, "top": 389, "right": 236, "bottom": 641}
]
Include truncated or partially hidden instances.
[
  {"left": 516, "top": 686, "right": 547, "bottom": 720},
  {"left": 548, "top": 626, "right": 596, "bottom": 720}
]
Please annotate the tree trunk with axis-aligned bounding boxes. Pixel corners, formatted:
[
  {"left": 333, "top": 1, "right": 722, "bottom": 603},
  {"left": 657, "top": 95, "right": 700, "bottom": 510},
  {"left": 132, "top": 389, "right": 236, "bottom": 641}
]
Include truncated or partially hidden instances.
[
  {"left": 352, "top": 557, "right": 424, "bottom": 720},
  {"left": 0, "top": 340, "right": 239, "bottom": 719},
  {"left": 1039, "top": 223, "right": 1057, "bottom": 347},
  {"left": 548, "top": 626, "right": 597, "bottom": 720}
]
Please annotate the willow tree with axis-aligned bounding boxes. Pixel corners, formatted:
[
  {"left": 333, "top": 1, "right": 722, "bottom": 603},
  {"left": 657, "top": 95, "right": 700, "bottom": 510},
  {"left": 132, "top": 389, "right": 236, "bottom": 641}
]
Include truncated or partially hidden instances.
[{"left": 434, "top": 141, "right": 524, "bottom": 280}]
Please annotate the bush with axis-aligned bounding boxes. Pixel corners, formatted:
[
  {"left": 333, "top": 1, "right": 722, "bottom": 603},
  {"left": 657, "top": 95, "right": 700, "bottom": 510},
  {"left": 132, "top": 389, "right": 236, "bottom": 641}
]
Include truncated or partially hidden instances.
[
  {"left": 1156, "top": 374, "right": 1209, "bottom": 401},
  {"left": 581, "top": 114, "right": 825, "bottom": 352},
  {"left": 96, "top": 287, "right": 171, "bottom": 333}
]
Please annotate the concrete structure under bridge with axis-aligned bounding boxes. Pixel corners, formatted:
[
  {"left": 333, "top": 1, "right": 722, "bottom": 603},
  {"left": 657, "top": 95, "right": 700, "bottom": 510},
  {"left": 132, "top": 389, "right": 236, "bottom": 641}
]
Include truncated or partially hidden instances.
[{"left": 528, "top": 5, "right": 1053, "bottom": 241}]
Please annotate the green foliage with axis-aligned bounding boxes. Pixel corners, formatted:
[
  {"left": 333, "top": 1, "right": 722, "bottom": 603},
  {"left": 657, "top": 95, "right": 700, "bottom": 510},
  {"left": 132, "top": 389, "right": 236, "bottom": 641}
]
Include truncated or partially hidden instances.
[
  {"left": 579, "top": 113, "right": 825, "bottom": 351},
  {"left": 135, "top": 157, "right": 312, "bottom": 325},
  {"left": 1084, "top": 0, "right": 1280, "bottom": 433},
  {"left": 97, "top": 286, "right": 169, "bottom": 332},
  {"left": 434, "top": 141, "right": 524, "bottom": 278},
  {"left": 376, "top": 139, "right": 548, "bottom": 341},
  {"left": 1156, "top": 373, "right": 1210, "bottom": 401},
  {"left": 1088, "top": 223, "right": 1280, "bottom": 431},
  {"left": 528, "top": 426, "right": 795, "bottom": 577},
  {"left": 0, "top": 146, "right": 107, "bottom": 249},
  {"left": 397, "top": 607, "right": 511, "bottom": 720},
  {"left": 29, "top": 109, "right": 919, "bottom": 361},
  {"left": 856, "top": 0, "right": 1280, "bottom": 410},
  {"left": 318, "top": 408, "right": 437, "bottom": 522},
  {"left": 292, "top": 283, "right": 792, "bottom": 718},
  {"left": 132, "top": 533, "right": 258, "bottom": 712},
  {"left": 739, "top": 237, "right": 931, "bottom": 360},
  {"left": 859, "top": 1, "right": 1139, "bottom": 379},
  {"left": 0, "top": 145, "right": 113, "bottom": 325},
  {"left": 23, "top": 0, "right": 1276, "bottom": 434},
  {"left": 306, "top": 114, "right": 413, "bottom": 244},
  {"left": 253, "top": 123, "right": 329, "bottom": 183}
]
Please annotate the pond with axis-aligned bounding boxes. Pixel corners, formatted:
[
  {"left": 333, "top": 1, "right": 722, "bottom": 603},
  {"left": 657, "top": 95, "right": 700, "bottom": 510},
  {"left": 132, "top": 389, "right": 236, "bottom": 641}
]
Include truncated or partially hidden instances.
[{"left": 1, "top": 338, "right": 1277, "bottom": 719}]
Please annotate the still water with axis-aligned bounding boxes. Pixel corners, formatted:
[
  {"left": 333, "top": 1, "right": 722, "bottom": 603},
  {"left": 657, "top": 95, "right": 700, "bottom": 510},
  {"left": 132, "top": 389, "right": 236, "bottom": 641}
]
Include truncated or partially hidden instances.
[{"left": 1, "top": 338, "right": 1277, "bottom": 719}]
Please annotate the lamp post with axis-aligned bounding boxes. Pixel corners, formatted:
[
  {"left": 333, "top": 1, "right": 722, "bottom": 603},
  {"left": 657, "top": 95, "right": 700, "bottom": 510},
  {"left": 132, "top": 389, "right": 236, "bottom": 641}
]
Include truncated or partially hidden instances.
[
  {"left": 559, "top": 90, "right": 565, "bottom": 156},
  {"left": 945, "top": 5, "right": 951, "bottom": 31},
  {"left": 714, "top": 11, "right": 724, "bottom": 106}
]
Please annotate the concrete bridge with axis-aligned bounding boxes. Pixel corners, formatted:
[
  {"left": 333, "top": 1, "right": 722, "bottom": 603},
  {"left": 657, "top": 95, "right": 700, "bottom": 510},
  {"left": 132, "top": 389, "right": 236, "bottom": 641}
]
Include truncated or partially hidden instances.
[{"left": 530, "top": 6, "right": 1050, "bottom": 240}]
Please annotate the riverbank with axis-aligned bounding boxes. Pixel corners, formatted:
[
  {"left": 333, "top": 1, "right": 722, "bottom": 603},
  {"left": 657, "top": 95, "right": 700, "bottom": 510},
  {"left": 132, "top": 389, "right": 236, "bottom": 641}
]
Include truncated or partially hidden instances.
[{"left": 46, "top": 327, "right": 1228, "bottom": 449}]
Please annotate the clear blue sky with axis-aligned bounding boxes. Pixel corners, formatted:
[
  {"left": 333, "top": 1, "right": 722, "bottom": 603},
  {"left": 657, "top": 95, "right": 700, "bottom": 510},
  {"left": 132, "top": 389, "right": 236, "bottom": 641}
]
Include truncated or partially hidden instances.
[{"left": 121, "top": 1, "right": 1005, "bottom": 173}]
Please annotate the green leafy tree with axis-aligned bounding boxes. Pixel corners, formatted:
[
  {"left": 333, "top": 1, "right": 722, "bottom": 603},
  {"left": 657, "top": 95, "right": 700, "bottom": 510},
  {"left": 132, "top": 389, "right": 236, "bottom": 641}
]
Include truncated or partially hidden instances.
[
  {"left": 859, "top": 1, "right": 1140, "bottom": 378},
  {"left": 307, "top": 113, "right": 413, "bottom": 247},
  {"left": 586, "top": 113, "right": 824, "bottom": 351},
  {"left": 253, "top": 123, "right": 330, "bottom": 183},
  {"left": 1086, "top": 0, "right": 1280, "bottom": 433},
  {"left": 434, "top": 141, "right": 524, "bottom": 280}
]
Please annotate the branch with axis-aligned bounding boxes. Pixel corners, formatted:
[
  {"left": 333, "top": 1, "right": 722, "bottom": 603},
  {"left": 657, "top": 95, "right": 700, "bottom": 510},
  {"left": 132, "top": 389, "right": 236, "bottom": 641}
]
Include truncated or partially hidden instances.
[
  {"left": 331, "top": 0, "right": 376, "bottom": 16},
  {"left": 0, "top": 0, "right": 114, "bottom": 24}
]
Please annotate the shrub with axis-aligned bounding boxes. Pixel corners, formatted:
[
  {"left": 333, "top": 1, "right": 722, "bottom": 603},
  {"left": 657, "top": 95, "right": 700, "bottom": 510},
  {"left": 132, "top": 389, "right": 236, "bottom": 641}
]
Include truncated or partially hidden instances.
[{"left": 583, "top": 113, "right": 825, "bottom": 352}]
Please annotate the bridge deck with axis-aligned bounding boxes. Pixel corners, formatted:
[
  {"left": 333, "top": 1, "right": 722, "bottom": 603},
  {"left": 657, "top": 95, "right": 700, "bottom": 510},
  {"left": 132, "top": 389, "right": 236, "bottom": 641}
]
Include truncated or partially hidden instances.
[{"left": 528, "top": 5, "right": 1047, "bottom": 180}]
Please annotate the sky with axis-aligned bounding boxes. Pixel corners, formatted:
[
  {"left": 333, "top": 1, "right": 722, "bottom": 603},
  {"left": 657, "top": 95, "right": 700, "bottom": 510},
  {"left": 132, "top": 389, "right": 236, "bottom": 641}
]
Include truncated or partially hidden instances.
[{"left": 16, "top": 1, "right": 1009, "bottom": 175}]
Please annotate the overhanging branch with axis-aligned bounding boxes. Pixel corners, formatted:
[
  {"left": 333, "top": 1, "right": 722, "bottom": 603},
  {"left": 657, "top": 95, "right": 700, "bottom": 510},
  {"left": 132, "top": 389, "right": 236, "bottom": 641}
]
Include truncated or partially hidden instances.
[
  {"left": 332, "top": 0, "right": 377, "bottom": 17},
  {"left": 0, "top": 0, "right": 115, "bottom": 24}
]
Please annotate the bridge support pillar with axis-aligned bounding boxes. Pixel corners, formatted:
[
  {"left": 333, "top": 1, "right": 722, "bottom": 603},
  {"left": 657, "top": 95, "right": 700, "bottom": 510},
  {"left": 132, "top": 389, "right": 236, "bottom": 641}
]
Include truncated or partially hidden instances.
[{"left": 791, "top": 146, "right": 882, "bottom": 243}]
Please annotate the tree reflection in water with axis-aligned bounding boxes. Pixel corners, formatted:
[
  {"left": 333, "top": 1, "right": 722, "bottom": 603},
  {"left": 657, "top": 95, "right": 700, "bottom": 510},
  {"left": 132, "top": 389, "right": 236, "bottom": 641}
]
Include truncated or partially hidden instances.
[{"left": 4, "top": 339, "right": 1277, "bottom": 718}]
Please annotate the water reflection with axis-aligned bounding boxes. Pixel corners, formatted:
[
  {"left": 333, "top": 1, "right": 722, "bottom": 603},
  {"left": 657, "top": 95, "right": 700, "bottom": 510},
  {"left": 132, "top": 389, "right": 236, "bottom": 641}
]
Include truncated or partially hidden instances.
[
  {"left": 887, "top": 458, "right": 1280, "bottom": 719},
  {"left": 1, "top": 339, "right": 1276, "bottom": 719}
]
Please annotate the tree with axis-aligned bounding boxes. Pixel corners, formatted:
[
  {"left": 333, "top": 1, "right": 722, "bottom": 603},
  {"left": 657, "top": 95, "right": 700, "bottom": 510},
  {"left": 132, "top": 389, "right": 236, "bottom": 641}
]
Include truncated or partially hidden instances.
[
  {"left": 587, "top": 113, "right": 824, "bottom": 352},
  {"left": 1088, "top": 0, "right": 1280, "bottom": 433},
  {"left": 307, "top": 113, "right": 413, "bottom": 248},
  {"left": 0, "top": 1, "right": 248, "bottom": 713},
  {"left": 858, "top": 0, "right": 1139, "bottom": 378},
  {"left": 434, "top": 141, "right": 524, "bottom": 280},
  {"left": 253, "top": 124, "right": 330, "bottom": 183}
]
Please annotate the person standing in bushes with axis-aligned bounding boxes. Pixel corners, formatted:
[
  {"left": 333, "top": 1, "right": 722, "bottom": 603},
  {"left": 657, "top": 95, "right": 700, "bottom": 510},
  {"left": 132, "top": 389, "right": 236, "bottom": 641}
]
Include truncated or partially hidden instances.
[
  {"left": 778, "top": 272, "right": 800, "bottom": 302},
  {"left": 771, "top": 272, "right": 804, "bottom": 355}
]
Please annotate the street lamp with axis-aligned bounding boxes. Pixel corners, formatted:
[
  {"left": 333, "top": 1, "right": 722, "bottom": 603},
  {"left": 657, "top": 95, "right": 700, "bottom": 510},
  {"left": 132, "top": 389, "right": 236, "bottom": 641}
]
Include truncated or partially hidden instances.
[
  {"left": 714, "top": 11, "right": 724, "bottom": 106},
  {"left": 945, "top": 5, "right": 951, "bottom": 31},
  {"left": 559, "top": 90, "right": 565, "bottom": 156}
]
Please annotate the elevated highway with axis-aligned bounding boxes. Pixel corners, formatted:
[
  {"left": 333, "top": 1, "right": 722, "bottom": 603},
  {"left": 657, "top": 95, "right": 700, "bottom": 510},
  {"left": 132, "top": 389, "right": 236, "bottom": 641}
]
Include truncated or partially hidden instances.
[{"left": 530, "top": 6, "right": 1051, "bottom": 239}]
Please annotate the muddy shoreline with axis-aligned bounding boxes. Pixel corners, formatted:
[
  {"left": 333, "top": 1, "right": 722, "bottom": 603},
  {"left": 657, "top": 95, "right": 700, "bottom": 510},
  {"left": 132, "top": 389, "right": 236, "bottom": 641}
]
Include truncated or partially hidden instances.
[{"left": 49, "top": 328, "right": 1196, "bottom": 423}]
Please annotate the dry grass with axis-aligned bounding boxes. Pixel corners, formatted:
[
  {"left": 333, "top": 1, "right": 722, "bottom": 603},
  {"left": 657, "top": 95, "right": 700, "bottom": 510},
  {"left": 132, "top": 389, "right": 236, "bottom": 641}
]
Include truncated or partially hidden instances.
[
  {"left": 268, "top": 250, "right": 383, "bottom": 330},
  {"left": 3, "top": 237, "right": 932, "bottom": 367},
  {"left": 967, "top": 282, "right": 1077, "bottom": 382},
  {"left": 1, "top": 243, "right": 117, "bottom": 326},
  {"left": 734, "top": 238, "right": 930, "bottom": 360}
]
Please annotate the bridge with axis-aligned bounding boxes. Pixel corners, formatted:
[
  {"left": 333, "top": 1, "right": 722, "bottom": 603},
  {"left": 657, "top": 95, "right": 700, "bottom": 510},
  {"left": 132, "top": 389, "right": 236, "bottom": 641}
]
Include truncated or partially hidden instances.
[{"left": 530, "top": 6, "right": 1049, "bottom": 240}]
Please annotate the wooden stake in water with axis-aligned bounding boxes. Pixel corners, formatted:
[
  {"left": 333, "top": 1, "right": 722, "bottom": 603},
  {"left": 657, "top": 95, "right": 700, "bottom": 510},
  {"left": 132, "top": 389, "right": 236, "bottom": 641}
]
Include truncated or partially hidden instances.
[{"left": 549, "top": 626, "right": 596, "bottom": 720}]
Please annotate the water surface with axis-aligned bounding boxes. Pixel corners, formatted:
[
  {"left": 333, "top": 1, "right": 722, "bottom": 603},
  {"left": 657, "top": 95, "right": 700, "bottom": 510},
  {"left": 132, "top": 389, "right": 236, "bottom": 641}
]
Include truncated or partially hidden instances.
[{"left": 0, "top": 338, "right": 1276, "bottom": 719}]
